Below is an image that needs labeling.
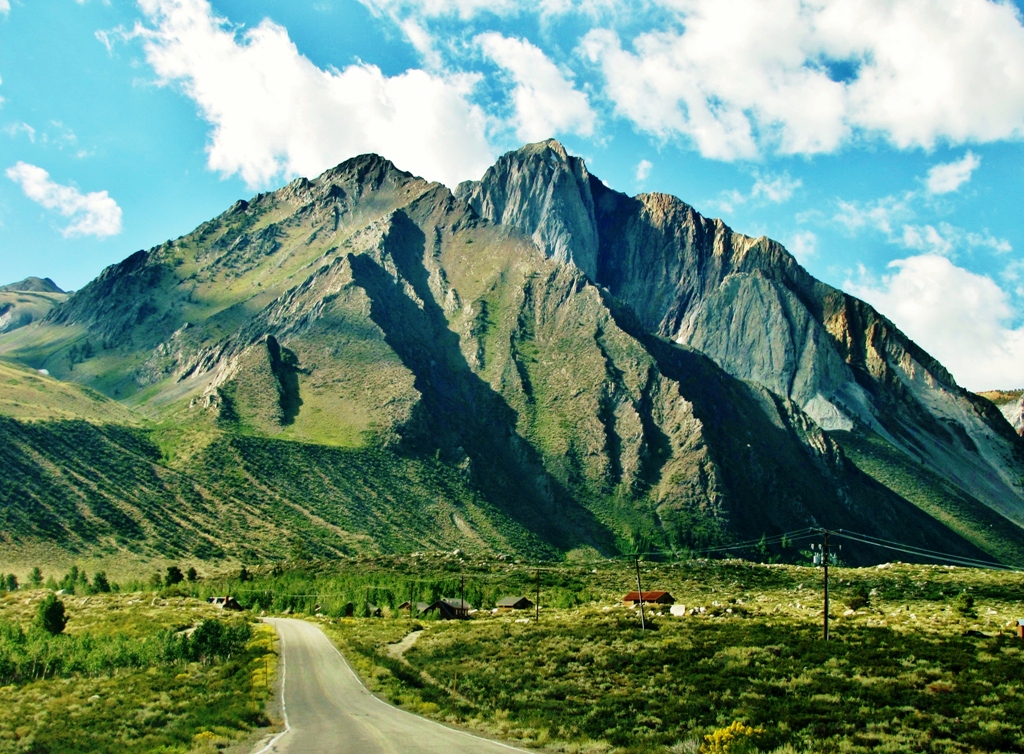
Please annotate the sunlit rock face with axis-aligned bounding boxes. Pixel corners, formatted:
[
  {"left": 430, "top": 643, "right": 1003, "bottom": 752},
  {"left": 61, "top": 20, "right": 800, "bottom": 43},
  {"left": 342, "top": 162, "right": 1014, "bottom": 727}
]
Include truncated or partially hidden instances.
[{"left": 459, "top": 140, "right": 1024, "bottom": 528}]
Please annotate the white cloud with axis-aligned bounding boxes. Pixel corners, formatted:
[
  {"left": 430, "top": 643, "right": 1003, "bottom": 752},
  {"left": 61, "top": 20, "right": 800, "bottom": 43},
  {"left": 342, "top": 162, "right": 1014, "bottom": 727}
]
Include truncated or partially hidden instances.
[
  {"left": 901, "top": 222, "right": 1012, "bottom": 257},
  {"left": 833, "top": 193, "right": 1011, "bottom": 259},
  {"left": 0, "top": 1, "right": 9, "bottom": 15},
  {"left": 708, "top": 170, "right": 800, "bottom": 214},
  {"left": 134, "top": 0, "right": 495, "bottom": 189},
  {"left": 360, "top": 0, "right": 517, "bottom": 20},
  {"left": 846, "top": 254, "right": 1024, "bottom": 390},
  {"left": 925, "top": 151, "right": 981, "bottom": 195},
  {"left": 477, "top": 32, "right": 595, "bottom": 142},
  {"left": 750, "top": 170, "right": 801, "bottom": 203},
  {"left": 581, "top": 0, "right": 1024, "bottom": 161},
  {"left": 3, "top": 122, "right": 35, "bottom": 142},
  {"left": 6, "top": 161, "right": 122, "bottom": 238},
  {"left": 635, "top": 158, "right": 652, "bottom": 183},
  {"left": 900, "top": 224, "right": 955, "bottom": 257},
  {"left": 788, "top": 230, "right": 817, "bottom": 263},
  {"left": 833, "top": 194, "right": 915, "bottom": 236}
]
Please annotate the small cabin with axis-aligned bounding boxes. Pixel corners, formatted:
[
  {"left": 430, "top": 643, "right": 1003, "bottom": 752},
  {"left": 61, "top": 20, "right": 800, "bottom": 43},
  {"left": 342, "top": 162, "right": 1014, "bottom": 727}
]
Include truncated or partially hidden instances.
[
  {"left": 424, "top": 598, "right": 472, "bottom": 620},
  {"left": 496, "top": 596, "right": 534, "bottom": 610},
  {"left": 366, "top": 602, "right": 383, "bottom": 618},
  {"left": 1017, "top": 619, "right": 1024, "bottom": 639},
  {"left": 622, "top": 591, "right": 675, "bottom": 606},
  {"left": 207, "top": 595, "right": 243, "bottom": 611}
]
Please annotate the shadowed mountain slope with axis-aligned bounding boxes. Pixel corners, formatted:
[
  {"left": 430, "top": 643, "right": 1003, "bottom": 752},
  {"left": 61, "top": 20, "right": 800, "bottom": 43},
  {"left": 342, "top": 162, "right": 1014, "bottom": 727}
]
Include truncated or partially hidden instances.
[
  {"left": 1, "top": 146, "right": 1022, "bottom": 566},
  {"left": 457, "top": 140, "right": 1024, "bottom": 541}
]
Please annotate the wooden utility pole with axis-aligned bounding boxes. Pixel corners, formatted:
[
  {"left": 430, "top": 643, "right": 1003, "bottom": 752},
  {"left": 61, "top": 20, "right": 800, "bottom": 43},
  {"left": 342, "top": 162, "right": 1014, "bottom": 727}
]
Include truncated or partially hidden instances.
[
  {"left": 633, "top": 556, "right": 646, "bottom": 631},
  {"left": 460, "top": 574, "right": 465, "bottom": 619},
  {"left": 535, "top": 570, "right": 540, "bottom": 622},
  {"left": 822, "top": 530, "right": 830, "bottom": 642}
]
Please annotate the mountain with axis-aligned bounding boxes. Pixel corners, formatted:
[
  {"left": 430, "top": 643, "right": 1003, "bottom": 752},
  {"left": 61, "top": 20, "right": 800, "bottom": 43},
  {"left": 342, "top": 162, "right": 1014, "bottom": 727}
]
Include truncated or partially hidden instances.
[
  {"left": 0, "top": 277, "right": 67, "bottom": 335},
  {"left": 1, "top": 142, "right": 1023, "bottom": 567},
  {"left": 0, "top": 276, "right": 65, "bottom": 293},
  {"left": 457, "top": 140, "right": 1024, "bottom": 535}
]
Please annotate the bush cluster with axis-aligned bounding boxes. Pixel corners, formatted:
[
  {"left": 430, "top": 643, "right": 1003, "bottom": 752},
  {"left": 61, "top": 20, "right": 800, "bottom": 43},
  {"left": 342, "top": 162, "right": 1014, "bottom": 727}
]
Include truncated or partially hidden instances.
[{"left": 0, "top": 617, "right": 250, "bottom": 685}]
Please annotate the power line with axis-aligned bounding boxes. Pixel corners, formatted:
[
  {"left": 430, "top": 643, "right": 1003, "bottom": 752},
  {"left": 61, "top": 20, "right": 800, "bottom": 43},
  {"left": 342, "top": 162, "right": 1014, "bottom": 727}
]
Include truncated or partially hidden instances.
[
  {"left": 832, "top": 529, "right": 1005, "bottom": 566},
  {"left": 832, "top": 530, "right": 1022, "bottom": 573}
]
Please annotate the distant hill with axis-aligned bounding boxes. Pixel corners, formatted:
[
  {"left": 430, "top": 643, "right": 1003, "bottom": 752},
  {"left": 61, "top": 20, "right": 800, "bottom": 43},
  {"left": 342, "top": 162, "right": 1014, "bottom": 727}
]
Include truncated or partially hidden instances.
[
  {"left": 0, "top": 276, "right": 65, "bottom": 293},
  {"left": 1, "top": 141, "right": 1023, "bottom": 568},
  {"left": 0, "top": 278, "right": 68, "bottom": 335}
]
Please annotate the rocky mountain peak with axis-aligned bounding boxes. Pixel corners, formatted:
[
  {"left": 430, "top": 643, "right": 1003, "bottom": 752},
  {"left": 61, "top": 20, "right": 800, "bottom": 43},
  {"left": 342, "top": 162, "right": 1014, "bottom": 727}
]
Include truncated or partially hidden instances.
[{"left": 456, "top": 138, "right": 600, "bottom": 278}]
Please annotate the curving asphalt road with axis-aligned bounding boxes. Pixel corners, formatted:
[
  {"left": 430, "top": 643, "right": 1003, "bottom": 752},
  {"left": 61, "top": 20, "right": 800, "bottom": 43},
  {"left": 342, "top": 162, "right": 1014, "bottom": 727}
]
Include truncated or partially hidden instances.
[{"left": 255, "top": 618, "right": 525, "bottom": 754}]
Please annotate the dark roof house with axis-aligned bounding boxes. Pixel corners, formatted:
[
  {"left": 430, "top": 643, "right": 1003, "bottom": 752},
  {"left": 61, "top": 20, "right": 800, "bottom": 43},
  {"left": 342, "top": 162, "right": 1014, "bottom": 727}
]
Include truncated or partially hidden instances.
[
  {"left": 622, "top": 591, "right": 675, "bottom": 605},
  {"left": 207, "top": 595, "right": 243, "bottom": 611},
  {"left": 424, "top": 598, "right": 472, "bottom": 620},
  {"left": 496, "top": 596, "right": 534, "bottom": 610}
]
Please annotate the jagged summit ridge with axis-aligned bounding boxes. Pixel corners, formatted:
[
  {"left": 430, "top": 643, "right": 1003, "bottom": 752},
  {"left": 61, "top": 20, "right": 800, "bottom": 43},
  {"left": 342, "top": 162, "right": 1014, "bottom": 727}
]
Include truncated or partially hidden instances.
[{"left": 456, "top": 139, "right": 600, "bottom": 279}]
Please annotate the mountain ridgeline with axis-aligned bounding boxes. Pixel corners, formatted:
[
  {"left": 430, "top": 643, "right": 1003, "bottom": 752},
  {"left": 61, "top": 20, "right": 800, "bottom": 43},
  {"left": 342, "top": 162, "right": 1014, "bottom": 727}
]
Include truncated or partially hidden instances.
[{"left": 2, "top": 140, "right": 1023, "bottom": 567}]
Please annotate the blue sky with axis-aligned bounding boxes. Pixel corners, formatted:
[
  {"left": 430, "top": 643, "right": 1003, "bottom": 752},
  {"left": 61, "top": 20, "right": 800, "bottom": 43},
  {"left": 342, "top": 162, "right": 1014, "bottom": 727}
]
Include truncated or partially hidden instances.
[{"left": 2, "top": 0, "right": 1024, "bottom": 390}]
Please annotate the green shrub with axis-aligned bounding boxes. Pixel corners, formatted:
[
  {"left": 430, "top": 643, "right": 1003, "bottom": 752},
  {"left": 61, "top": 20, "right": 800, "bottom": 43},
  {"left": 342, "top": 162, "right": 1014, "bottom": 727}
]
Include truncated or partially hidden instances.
[
  {"left": 36, "top": 594, "right": 67, "bottom": 635},
  {"left": 165, "top": 565, "right": 184, "bottom": 586},
  {"left": 845, "top": 586, "right": 870, "bottom": 611},
  {"left": 91, "top": 571, "right": 111, "bottom": 593}
]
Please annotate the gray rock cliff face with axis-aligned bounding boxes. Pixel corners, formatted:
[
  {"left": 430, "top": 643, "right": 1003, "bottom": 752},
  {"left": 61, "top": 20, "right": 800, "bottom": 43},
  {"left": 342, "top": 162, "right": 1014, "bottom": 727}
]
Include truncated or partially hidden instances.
[
  {"left": 456, "top": 139, "right": 600, "bottom": 279},
  {"left": 459, "top": 140, "right": 1024, "bottom": 526},
  {"left": 1004, "top": 397, "right": 1024, "bottom": 436}
]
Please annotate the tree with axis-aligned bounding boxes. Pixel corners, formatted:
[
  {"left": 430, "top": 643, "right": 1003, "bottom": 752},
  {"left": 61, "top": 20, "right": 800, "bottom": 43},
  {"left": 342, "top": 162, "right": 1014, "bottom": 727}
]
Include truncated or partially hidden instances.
[
  {"left": 36, "top": 594, "right": 67, "bottom": 635},
  {"left": 186, "top": 566, "right": 198, "bottom": 582},
  {"left": 239, "top": 566, "right": 250, "bottom": 582},
  {"left": 28, "top": 568, "right": 43, "bottom": 588},
  {"left": 4, "top": 574, "right": 17, "bottom": 592},
  {"left": 92, "top": 572, "right": 111, "bottom": 593},
  {"left": 165, "top": 566, "right": 184, "bottom": 586},
  {"left": 149, "top": 572, "right": 163, "bottom": 589}
]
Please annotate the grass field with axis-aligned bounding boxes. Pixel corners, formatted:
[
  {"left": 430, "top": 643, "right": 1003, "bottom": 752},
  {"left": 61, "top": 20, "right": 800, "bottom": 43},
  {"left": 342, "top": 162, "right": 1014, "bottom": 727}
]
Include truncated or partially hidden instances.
[
  {"left": 1, "top": 556, "right": 1023, "bottom": 752},
  {"left": 0, "top": 588, "right": 278, "bottom": 754},
  {"left": 260, "top": 556, "right": 1024, "bottom": 754}
]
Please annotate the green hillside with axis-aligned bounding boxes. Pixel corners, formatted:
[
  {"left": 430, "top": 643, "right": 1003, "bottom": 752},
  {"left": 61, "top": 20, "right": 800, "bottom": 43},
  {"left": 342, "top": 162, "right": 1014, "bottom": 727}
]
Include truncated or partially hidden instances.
[
  {"left": 0, "top": 414, "right": 571, "bottom": 570},
  {"left": 0, "top": 358, "right": 139, "bottom": 424},
  {"left": 1, "top": 150, "right": 1021, "bottom": 570}
]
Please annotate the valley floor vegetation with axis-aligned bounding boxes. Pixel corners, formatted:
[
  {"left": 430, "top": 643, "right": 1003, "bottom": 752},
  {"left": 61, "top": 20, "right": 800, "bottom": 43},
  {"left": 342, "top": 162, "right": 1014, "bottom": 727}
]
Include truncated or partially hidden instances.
[
  {"left": 3, "top": 555, "right": 1023, "bottom": 753},
  {"left": 207, "top": 553, "right": 1024, "bottom": 754},
  {"left": 0, "top": 575, "right": 277, "bottom": 754}
]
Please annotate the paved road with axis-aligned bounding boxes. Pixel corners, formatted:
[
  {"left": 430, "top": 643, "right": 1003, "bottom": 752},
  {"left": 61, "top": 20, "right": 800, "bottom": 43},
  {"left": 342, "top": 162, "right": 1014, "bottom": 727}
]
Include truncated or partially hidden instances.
[{"left": 255, "top": 618, "right": 525, "bottom": 754}]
